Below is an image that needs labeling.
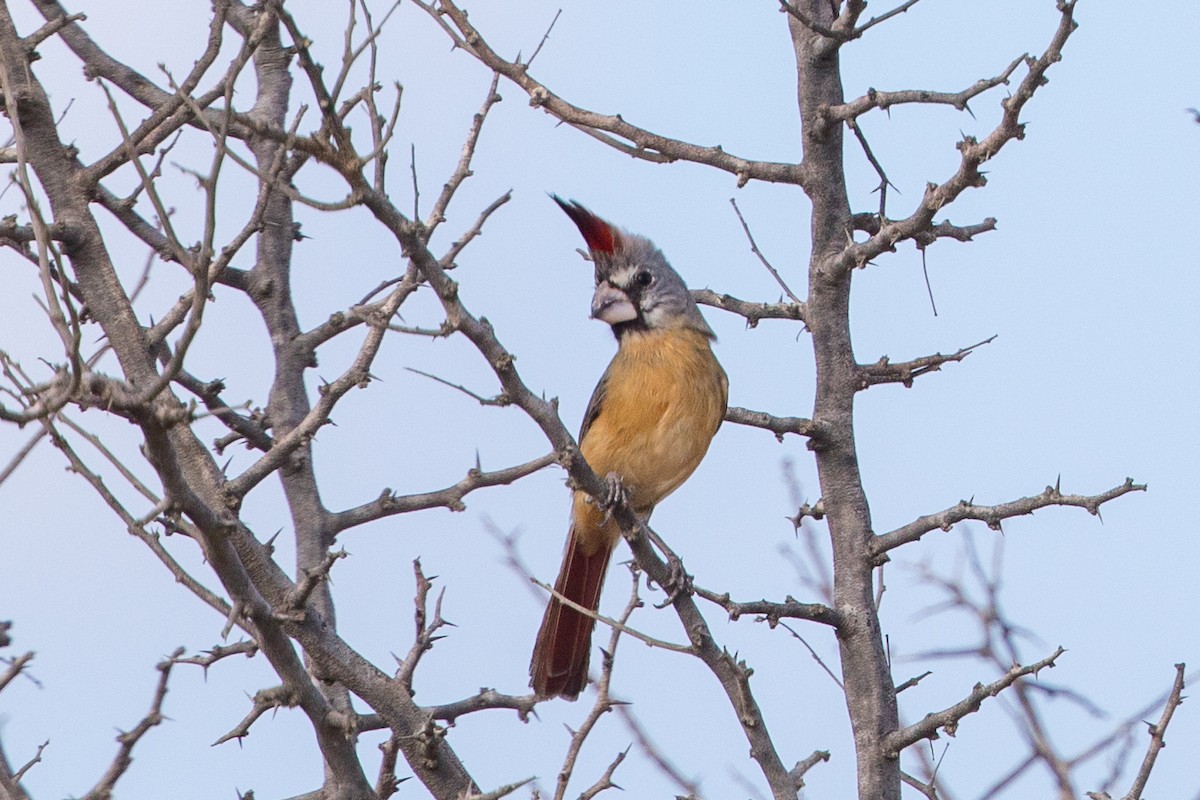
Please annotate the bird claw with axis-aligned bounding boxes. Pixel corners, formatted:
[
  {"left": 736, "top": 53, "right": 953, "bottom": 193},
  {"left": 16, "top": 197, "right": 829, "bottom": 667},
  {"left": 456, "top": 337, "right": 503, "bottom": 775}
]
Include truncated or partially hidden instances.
[
  {"left": 600, "top": 472, "right": 630, "bottom": 523},
  {"left": 652, "top": 552, "right": 693, "bottom": 608}
]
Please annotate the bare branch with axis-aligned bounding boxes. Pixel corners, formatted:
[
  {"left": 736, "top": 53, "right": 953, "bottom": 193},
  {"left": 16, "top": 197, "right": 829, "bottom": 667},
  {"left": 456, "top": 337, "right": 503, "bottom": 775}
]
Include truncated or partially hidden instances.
[
  {"left": 423, "top": 690, "right": 537, "bottom": 726},
  {"left": 440, "top": 190, "right": 512, "bottom": 268},
  {"left": 524, "top": 8, "right": 562, "bottom": 67},
  {"left": 0, "top": 651, "right": 34, "bottom": 695},
  {"left": 460, "top": 777, "right": 536, "bottom": 800},
  {"left": 725, "top": 405, "right": 817, "bottom": 441},
  {"left": 357, "top": 689, "right": 538, "bottom": 731},
  {"left": 405, "top": 366, "right": 511, "bottom": 407},
  {"left": 213, "top": 684, "right": 301, "bottom": 746},
  {"left": 729, "top": 197, "right": 803, "bottom": 304},
  {"left": 691, "top": 289, "right": 807, "bottom": 327},
  {"left": 82, "top": 648, "right": 185, "bottom": 800},
  {"left": 614, "top": 704, "right": 703, "bottom": 798},
  {"left": 418, "top": 2, "right": 806, "bottom": 187},
  {"left": 789, "top": 750, "right": 832, "bottom": 791},
  {"left": 1120, "top": 664, "right": 1186, "bottom": 800},
  {"left": 280, "top": 549, "right": 348, "bottom": 618},
  {"left": 693, "top": 586, "right": 839, "bottom": 627},
  {"left": 827, "top": 55, "right": 1026, "bottom": 123},
  {"left": 0, "top": 426, "right": 48, "bottom": 487},
  {"left": 577, "top": 748, "right": 628, "bottom": 800},
  {"left": 847, "top": 117, "right": 897, "bottom": 218},
  {"left": 855, "top": 0, "right": 922, "bottom": 35},
  {"left": 21, "top": 11, "right": 85, "bottom": 50},
  {"left": 530, "top": 574, "right": 691, "bottom": 656},
  {"left": 883, "top": 647, "right": 1066, "bottom": 756},
  {"left": 778, "top": 1, "right": 841, "bottom": 40},
  {"left": 172, "top": 641, "right": 259, "bottom": 675},
  {"left": 10, "top": 740, "right": 49, "bottom": 786},
  {"left": 833, "top": 4, "right": 1080, "bottom": 274},
  {"left": 872, "top": 478, "right": 1148, "bottom": 557},
  {"left": 328, "top": 451, "right": 557, "bottom": 534},
  {"left": 425, "top": 73, "right": 502, "bottom": 237},
  {"left": 394, "top": 559, "right": 453, "bottom": 691},
  {"left": 857, "top": 336, "right": 996, "bottom": 389}
]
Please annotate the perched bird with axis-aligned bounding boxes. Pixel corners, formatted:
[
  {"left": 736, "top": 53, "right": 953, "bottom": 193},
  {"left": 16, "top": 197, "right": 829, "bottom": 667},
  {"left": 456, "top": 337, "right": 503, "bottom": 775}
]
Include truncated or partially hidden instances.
[{"left": 530, "top": 197, "right": 728, "bottom": 700}]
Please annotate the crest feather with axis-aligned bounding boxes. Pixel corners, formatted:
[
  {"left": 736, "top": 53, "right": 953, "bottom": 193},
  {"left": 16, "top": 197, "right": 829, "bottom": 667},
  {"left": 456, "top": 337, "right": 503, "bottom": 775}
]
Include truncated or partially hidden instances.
[{"left": 552, "top": 195, "right": 619, "bottom": 255}]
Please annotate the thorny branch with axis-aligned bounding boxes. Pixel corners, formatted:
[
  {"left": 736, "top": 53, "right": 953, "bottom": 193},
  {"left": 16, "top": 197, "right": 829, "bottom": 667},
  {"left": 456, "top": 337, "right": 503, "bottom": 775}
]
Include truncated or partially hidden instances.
[
  {"left": 81, "top": 649, "right": 185, "bottom": 800},
  {"left": 885, "top": 647, "right": 1066, "bottom": 756},
  {"left": 857, "top": 336, "right": 996, "bottom": 389},
  {"left": 1113, "top": 664, "right": 1186, "bottom": 800},
  {"left": 872, "top": 478, "right": 1147, "bottom": 557},
  {"left": 415, "top": 0, "right": 805, "bottom": 188},
  {"left": 834, "top": 4, "right": 1082, "bottom": 275}
]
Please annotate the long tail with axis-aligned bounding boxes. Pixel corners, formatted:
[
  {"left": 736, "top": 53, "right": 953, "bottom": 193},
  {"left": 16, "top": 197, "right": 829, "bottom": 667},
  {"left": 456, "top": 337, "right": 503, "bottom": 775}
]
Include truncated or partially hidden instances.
[{"left": 530, "top": 526, "right": 612, "bottom": 700}]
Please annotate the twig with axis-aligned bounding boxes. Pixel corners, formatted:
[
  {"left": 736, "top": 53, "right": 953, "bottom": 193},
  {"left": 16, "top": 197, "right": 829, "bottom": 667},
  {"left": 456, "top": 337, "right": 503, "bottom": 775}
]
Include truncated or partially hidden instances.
[
  {"left": 827, "top": 54, "right": 1026, "bottom": 124},
  {"left": 789, "top": 750, "right": 832, "bottom": 791},
  {"left": 0, "top": 426, "right": 48, "bottom": 487},
  {"left": 847, "top": 118, "right": 898, "bottom": 219},
  {"left": 10, "top": 740, "right": 49, "bottom": 784},
  {"left": 394, "top": 560, "right": 453, "bottom": 689},
  {"left": 614, "top": 704, "right": 703, "bottom": 798},
  {"left": 280, "top": 549, "right": 348, "bottom": 617},
  {"left": 691, "top": 289, "right": 806, "bottom": 327},
  {"left": 693, "top": 585, "right": 839, "bottom": 627},
  {"left": 440, "top": 190, "right": 512, "bottom": 268},
  {"left": 729, "top": 197, "right": 803, "bottom": 304},
  {"left": 778, "top": 621, "right": 844, "bottom": 690},
  {"left": 173, "top": 641, "right": 259, "bottom": 676},
  {"left": 883, "top": 647, "right": 1066, "bottom": 755},
  {"left": 725, "top": 405, "right": 816, "bottom": 441},
  {"left": 405, "top": 366, "right": 510, "bottom": 406},
  {"left": 0, "top": 651, "right": 35, "bottom": 694},
  {"left": 425, "top": 74, "right": 502, "bottom": 238},
  {"left": 552, "top": 568, "right": 642, "bottom": 800},
  {"left": 327, "top": 450, "right": 557, "bottom": 534},
  {"left": 524, "top": 9, "right": 561, "bottom": 67},
  {"left": 213, "top": 684, "right": 302, "bottom": 746},
  {"left": 81, "top": 648, "right": 185, "bottom": 800},
  {"left": 578, "top": 748, "right": 628, "bottom": 800},
  {"left": 832, "top": 2, "right": 1079, "bottom": 275},
  {"left": 855, "top": 0, "right": 922, "bottom": 35},
  {"left": 1121, "top": 664, "right": 1186, "bottom": 800},
  {"left": 530, "top": 575, "right": 691, "bottom": 656},
  {"left": 857, "top": 335, "right": 997, "bottom": 389}
]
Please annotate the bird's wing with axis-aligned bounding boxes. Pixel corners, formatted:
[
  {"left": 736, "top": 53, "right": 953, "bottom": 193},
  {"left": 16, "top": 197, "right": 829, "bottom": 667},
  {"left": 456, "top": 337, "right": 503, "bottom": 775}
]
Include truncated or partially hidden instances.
[{"left": 578, "top": 361, "right": 613, "bottom": 442}]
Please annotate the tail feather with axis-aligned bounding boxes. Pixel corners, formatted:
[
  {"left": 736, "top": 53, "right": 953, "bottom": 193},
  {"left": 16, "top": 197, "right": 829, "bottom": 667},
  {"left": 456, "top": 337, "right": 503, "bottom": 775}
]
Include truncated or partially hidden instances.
[{"left": 530, "top": 528, "right": 612, "bottom": 700}]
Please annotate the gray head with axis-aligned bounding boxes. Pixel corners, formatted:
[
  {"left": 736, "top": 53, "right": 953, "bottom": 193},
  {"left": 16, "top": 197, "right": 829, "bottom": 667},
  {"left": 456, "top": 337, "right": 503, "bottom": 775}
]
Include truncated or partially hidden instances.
[{"left": 553, "top": 196, "right": 715, "bottom": 340}]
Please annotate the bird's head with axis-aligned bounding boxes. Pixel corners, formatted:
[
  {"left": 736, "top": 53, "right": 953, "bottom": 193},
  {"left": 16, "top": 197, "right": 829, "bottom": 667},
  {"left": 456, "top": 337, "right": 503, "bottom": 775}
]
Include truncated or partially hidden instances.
[{"left": 552, "top": 196, "right": 715, "bottom": 340}]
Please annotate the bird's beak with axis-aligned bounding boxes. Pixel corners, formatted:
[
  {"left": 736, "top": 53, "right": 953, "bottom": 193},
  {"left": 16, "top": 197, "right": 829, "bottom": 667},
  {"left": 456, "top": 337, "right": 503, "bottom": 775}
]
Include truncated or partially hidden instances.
[{"left": 591, "top": 281, "right": 637, "bottom": 325}]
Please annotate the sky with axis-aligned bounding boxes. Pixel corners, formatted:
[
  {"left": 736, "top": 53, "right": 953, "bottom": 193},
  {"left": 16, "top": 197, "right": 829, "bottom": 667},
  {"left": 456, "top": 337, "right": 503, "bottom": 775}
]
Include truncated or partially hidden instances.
[{"left": 1, "top": 1, "right": 1198, "bottom": 799}]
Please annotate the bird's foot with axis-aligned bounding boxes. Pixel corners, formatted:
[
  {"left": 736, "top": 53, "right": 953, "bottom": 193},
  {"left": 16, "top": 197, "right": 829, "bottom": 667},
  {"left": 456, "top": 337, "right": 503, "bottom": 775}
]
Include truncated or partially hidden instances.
[
  {"left": 599, "top": 472, "right": 630, "bottom": 523},
  {"left": 645, "top": 528, "right": 693, "bottom": 606},
  {"left": 653, "top": 551, "right": 693, "bottom": 608}
]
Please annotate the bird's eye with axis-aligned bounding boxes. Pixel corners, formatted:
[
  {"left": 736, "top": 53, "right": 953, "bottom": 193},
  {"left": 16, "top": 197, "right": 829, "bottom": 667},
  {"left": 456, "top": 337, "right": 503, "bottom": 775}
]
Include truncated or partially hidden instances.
[{"left": 635, "top": 270, "right": 653, "bottom": 287}]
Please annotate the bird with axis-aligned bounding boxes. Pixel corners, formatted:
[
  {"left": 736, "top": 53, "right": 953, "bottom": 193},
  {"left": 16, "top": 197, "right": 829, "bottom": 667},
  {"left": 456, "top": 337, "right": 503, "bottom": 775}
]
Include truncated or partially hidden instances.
[{"left": 530, "top": 197, "right": 728, "bottom": 700}]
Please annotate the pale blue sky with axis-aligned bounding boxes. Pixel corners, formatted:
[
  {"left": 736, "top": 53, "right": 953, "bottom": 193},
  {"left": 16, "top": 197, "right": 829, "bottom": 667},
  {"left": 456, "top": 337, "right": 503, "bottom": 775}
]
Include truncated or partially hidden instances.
[{"left": 1, "top": 2, "right": 1197, "bottom": 798}]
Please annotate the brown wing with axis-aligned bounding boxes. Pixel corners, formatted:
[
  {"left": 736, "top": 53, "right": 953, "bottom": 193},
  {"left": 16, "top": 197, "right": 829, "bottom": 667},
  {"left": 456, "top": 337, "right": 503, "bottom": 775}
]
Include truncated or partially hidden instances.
[{"left": 578, "top": 360, "right": 613, "bottom": 442}]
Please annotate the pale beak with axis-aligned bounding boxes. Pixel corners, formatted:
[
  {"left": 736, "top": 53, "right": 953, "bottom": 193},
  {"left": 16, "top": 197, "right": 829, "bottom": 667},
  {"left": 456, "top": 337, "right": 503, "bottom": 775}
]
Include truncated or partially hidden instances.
[{"left": 591, "top": 281, "right": 637, "bottom": 325}]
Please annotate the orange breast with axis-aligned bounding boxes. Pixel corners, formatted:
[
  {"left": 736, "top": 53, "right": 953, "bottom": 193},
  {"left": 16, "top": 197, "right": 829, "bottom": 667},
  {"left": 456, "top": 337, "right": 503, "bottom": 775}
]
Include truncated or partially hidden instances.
[{"left": 572, "top": 327, "right": 727, "bottom": 554}]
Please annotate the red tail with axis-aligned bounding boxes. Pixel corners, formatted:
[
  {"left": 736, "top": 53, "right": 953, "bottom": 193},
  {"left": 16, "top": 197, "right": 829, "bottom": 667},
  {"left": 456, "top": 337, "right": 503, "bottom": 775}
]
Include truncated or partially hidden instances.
[{"left": 530, "top": 527, "right": 612, "bottom": 699}]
